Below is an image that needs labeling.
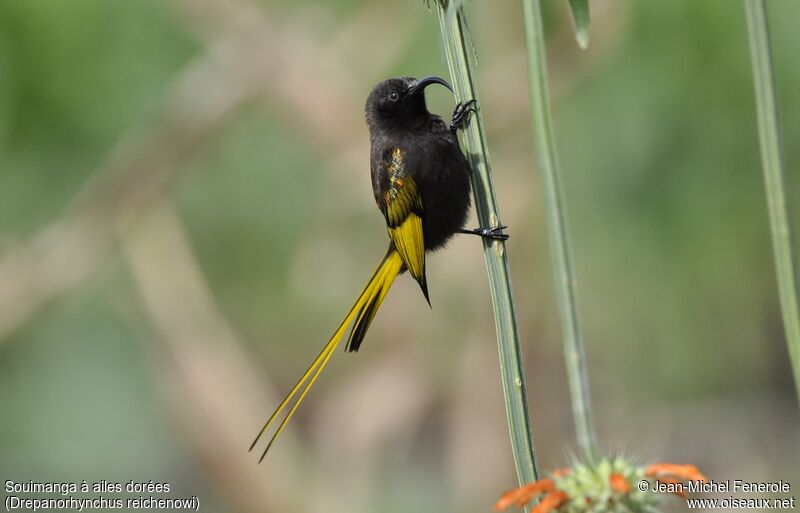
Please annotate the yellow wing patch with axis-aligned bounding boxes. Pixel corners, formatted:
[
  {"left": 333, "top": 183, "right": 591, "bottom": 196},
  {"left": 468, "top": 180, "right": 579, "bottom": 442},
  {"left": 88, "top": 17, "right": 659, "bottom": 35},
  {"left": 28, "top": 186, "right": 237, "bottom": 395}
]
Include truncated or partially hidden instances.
[
  {"left": 388, "top": 213, "right": 425, "bottom": 280},
  {"left": 382, "top": 148, "right": 425, "bottom": 281}
]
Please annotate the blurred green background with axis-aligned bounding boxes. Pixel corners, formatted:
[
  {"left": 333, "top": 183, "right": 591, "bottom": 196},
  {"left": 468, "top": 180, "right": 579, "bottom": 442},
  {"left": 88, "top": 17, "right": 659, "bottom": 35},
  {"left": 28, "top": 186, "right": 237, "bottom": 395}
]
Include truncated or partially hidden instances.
[{"left": 1, "top": 0, "right": 798, "bottom": 512}]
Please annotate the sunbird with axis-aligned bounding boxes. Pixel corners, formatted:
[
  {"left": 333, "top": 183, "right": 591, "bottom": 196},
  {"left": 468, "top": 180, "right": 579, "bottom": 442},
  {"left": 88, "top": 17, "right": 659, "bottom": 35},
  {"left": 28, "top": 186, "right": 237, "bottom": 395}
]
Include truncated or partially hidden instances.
[{"left": 250, "top": 76, "right": 508, "bottom": 461}]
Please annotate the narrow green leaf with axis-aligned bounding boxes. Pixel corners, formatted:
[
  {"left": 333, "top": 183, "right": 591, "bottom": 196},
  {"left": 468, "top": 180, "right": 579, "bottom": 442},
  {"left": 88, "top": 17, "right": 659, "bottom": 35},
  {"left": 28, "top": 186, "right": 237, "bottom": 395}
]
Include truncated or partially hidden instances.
[
  {"left": 568, "top": 0, "right": 590, "bottom": 49},
  {"left": 520, "top": 0, "right": 598, "bottom": 463}
]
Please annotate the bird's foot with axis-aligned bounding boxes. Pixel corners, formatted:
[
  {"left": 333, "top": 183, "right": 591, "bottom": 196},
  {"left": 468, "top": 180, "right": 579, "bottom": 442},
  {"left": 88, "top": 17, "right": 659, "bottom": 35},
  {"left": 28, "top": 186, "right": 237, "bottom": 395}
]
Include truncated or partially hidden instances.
[
  {"left": 459, "top": 225, "right": 509, "bottom": 241},
  {"left": 450, "top": 99, "right": 478, "bottom": 133}
]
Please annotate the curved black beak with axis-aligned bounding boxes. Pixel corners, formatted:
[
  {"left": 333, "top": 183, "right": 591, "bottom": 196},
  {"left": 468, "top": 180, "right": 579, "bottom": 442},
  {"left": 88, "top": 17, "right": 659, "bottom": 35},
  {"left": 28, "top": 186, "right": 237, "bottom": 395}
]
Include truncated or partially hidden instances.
[{"left": 407, "top": 76, "right": 454, "bottom": 96}]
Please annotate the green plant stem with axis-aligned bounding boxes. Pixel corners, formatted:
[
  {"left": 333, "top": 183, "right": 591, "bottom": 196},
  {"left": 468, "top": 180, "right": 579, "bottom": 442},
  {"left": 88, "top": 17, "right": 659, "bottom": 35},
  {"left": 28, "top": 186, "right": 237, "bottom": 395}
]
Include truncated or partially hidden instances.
[
  {"left": 434, "top": 2, "right": 539, "bottom": 486},
  {"left": 745, "top": 0, "right": 800, "bottom": 404},
  {"left": 520, "top": 0, "right": 599, "bottom": 464}
]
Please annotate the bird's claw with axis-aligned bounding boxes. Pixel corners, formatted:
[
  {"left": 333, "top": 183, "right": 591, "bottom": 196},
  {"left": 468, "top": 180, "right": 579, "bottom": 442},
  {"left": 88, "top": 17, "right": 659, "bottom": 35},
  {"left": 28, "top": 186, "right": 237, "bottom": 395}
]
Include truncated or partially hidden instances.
[
  {"left": 461, "top": 225, "right": 509, "bottom": 241},
  {"left": 480, "top": 225, "right": 509, "bottom": 241},
  {"left": 450, "top": 99, "right": 478, "bottom": 133}
]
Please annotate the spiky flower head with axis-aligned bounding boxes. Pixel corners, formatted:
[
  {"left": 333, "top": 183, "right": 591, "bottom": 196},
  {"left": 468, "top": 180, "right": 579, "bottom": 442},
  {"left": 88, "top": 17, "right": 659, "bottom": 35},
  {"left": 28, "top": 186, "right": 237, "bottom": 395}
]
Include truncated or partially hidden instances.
[{"left": 495, "top": 458, "right": 707, "bottom": 513}]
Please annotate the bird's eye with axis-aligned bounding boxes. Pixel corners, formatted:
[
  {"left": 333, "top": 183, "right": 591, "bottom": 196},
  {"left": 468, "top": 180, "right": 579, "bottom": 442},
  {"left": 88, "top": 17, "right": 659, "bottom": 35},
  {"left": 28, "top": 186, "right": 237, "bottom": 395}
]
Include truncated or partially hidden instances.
[{"left": 389, "top": 91, "right": 399, "bottom": 102}]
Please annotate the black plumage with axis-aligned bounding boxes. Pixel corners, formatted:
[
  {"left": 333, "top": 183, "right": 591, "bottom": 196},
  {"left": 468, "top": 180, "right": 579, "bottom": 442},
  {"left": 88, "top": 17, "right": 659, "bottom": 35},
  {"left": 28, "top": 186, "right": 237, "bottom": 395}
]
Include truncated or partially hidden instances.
[
  {"left": 366, "top": 76, "right": 472, "bottom": 252},
  {"left": 251, "top": 76, "right": 506, "bottom": 461}
]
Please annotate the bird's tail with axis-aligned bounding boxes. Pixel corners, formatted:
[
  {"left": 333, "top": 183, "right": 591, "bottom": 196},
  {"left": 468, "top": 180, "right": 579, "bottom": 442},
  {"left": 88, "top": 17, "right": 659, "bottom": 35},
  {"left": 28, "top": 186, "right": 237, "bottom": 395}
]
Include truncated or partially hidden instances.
[{"left": 250, "top": 247, "right": 404, "bottom": 461}]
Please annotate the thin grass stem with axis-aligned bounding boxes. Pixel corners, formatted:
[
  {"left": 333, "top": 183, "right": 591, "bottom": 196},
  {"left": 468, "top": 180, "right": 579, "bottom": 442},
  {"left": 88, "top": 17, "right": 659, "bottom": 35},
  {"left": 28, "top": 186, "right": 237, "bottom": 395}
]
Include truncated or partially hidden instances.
[
  {"left": 745, "top": 0, "right": 800, "bottom": 404},
  {"left": 520, "top": 0, "right": 599, "bottom": 464},
  {"left": 433, "top": 1, "right": 540, "bottom": 486}
]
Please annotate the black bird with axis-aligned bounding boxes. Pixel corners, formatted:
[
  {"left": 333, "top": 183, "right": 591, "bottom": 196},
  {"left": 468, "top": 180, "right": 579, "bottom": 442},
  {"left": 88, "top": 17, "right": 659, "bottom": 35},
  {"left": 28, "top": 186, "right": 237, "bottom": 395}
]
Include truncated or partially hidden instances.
[{"left": 250, "top": 76, "right": 507, "bottom": 461}]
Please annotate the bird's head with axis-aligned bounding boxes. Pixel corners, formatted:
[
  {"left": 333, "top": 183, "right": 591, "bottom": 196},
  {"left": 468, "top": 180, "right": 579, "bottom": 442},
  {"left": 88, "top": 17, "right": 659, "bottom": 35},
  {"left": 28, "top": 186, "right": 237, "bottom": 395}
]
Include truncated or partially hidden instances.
[{"left": 365, "top": 76, "right": 453, "bottom": 130}]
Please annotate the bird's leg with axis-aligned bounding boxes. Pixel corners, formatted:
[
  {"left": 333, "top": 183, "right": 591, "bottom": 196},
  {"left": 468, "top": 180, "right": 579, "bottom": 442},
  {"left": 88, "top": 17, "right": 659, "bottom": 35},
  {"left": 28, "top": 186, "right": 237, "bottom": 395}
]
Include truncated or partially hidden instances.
[
  {"left": 449, "top": 99, "right": 478, "bottom": 133},
  {"left": 458, "top": 225, "right": 509, "bottom": 241}
]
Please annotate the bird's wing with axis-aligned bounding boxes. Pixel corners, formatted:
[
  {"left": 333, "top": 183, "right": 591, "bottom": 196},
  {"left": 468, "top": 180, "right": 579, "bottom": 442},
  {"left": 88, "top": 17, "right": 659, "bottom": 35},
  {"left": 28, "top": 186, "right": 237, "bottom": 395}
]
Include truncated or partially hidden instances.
[{"left": 380, "top": 148, "right": 426, "bottom": 285}]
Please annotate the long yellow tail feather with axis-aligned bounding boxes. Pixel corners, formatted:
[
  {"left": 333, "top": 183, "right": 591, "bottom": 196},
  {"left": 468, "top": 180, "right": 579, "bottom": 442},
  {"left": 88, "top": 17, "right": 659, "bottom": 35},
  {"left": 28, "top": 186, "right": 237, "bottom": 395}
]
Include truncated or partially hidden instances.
[
  {"left": 250, "top": 248, "right": 404, "bottom": 461},
  {"left": 347, "top": 255, "right": 402, "bottom": 352}
]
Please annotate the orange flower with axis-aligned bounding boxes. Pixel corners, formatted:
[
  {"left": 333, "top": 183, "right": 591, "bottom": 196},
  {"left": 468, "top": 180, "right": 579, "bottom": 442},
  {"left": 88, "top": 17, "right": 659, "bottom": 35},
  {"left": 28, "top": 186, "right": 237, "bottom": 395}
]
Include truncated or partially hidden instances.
[
  {"left": 494, "top": 479, "right": 555, "bottom": 511},
  {"left": 494, "top": 459, "right": 705, "bottom": 512},
  {"left": 610, "top": 472, "right": 631, "bottom": 493},
  {"left": 646, "top": 463, "right": 708, "bottom": 483},
  {"left": 531, "top": 491, "right": 568, "bottom": 513},
  {"left": 645, "top": 462, "right": 707, "bottom": 499}
]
